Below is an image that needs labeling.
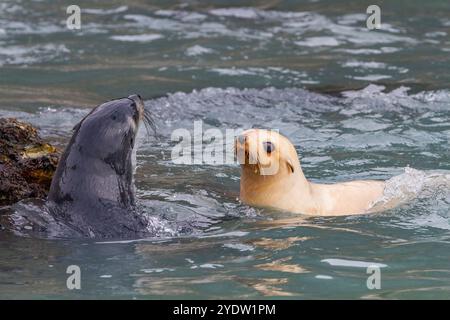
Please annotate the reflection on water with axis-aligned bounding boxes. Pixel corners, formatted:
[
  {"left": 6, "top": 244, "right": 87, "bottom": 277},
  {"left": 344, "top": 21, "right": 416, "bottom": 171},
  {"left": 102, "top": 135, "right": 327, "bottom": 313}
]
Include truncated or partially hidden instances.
[
  {"left": 250, "top": 237, "right": 310, "bottom": 251},
  {"left": 255, "top": 257, "right": 309, "bottom": 274},
  {"left": 1, "top": 0, "right": 450, "bottom": 299},
  {"left": 239, "top": 277, "right": 295, "bottom": 297}
]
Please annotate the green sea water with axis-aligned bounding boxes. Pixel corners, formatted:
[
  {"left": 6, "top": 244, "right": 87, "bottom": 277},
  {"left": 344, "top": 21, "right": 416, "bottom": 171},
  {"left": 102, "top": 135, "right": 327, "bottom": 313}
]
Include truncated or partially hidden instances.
[{"left": 0, "top": 0, "right": 449, "bottom": 299}]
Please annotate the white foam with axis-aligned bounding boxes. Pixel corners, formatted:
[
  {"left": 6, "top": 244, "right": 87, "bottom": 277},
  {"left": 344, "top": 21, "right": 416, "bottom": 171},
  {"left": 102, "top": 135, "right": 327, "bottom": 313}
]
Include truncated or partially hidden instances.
[
  {"left": 223, "top": 243, "right": 254, "bottom": 252},
  {"left": 0, "top": 44, "right": 69, "bottom": 65},
  {"left": 110, "top": 34, "right": 163, "bottom": 43},
  {"left": 322, "top": 259, "right": 387, "bottom": 268},
  {"left": 315, "top": 275, "right": 333, "bottom": 279},
  {"left": 140, "top": 268, "right": 175, "bottom": 273},
  {"left": 342, "top": 60, "right": 387, "bottom": 69},
  {"left": 185, "top": 45, "right": 214, "bottom": 56},
  {"left": 200, "top": 263, "right": 223, "bottom": 269},
  {"left": 199, "top": 231, "right": 249, "bottom": 239},
  {"left": 210, "top": 8, "right": 259, "bottom": 19},
  {"left": 369, "top": 167, "right": 427, "bottom": 211},
  {"left": 295, "top": 37, "right": 340, "bottom": 47},
  {"left": 84, "top": 6, "right": 128, "bottom": 15},
  {"left": 211, "top": 68, "right": 257, "bottom": 76},
  {"left": 353, "top": 74, "right": 392, "bottom": 81}
]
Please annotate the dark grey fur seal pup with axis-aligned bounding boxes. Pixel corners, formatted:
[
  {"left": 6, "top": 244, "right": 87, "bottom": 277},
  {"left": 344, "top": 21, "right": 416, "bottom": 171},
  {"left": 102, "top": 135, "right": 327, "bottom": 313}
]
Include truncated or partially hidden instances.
[{"left": 46, "top": 94, "right": 156, "bottom": 239}]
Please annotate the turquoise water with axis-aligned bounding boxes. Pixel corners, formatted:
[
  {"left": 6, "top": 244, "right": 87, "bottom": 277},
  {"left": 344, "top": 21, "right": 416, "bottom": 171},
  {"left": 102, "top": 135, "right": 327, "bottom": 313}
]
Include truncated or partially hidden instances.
[{"left": 0, "top": 0, "right": 450, "bottom": 299}]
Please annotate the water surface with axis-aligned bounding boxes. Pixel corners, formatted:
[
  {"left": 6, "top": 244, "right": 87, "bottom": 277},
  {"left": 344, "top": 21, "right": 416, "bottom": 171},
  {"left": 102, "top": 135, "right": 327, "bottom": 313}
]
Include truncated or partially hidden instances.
[{"left": 0, "top": 0, "right": 449, "bottom": 299}]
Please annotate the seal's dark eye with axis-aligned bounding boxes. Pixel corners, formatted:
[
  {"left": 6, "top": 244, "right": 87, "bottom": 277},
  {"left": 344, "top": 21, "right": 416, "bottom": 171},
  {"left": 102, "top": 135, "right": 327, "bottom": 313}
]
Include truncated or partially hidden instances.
[{"left": 263, "top": 141, "right": 275, "bottom": 154}]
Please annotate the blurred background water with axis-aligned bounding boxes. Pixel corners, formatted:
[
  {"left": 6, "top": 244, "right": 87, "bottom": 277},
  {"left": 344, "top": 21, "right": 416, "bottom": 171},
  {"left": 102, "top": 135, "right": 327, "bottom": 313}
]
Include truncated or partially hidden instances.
[{"left": 0, "top": 0, "right": 449, "bottom": 299}]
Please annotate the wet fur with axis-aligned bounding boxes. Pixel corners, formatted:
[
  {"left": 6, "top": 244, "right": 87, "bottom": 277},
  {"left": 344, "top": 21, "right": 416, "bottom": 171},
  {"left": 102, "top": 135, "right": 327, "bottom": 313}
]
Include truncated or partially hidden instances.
[{"left": 48, "top": 96, "right": 154, "bottom": 238}]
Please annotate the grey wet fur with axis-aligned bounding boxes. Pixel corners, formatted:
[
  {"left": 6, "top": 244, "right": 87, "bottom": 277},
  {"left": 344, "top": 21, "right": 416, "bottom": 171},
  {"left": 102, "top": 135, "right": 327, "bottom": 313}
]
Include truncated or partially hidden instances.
[{"left": 47, "top": 95, "right": 153, "bottom": 238}]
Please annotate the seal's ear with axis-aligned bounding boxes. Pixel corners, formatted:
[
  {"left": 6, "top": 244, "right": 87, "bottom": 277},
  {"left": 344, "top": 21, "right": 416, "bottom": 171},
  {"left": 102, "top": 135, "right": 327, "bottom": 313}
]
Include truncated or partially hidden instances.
[{"left": 286, "top": 159, "right": 295, "bottom": 173}]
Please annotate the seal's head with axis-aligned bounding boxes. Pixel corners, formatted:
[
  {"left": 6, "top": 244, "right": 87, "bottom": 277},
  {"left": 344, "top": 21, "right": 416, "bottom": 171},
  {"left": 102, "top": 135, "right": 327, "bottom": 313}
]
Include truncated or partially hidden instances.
[
  {"left": 235, "top": 129, "right": 300, "bottom": 177},
  {"left": 235, "top": 129, "right": 306, "bottom": 209},
  {"left": 48, "top": 95, "right": 155, "bottom": 238},
  {"left": 68, "top": 94, "right": 147, "bottom": 176}
]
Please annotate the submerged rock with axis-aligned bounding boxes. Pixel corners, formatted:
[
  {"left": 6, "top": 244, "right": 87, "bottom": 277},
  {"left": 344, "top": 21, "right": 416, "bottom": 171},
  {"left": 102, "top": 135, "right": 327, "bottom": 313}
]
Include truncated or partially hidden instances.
[{"left": 0, "top": 118, "right": 60, "bottom": 206}]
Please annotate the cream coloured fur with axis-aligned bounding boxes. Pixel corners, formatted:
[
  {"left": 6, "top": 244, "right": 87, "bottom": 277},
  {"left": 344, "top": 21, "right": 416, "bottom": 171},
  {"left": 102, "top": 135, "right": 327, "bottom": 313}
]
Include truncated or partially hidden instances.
[{"left": 236, "top": 129, "right": 385, "bottom": 216}]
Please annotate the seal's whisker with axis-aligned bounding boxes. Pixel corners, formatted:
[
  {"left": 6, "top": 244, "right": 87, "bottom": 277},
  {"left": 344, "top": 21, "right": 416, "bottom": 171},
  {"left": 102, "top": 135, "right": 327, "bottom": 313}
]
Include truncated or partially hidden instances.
[
  {"left": 142, "top": 108, "right": 157, "bottom": 137},
  {"left": 142, "top": 116, "right": 152, "bottom": 136},
  {"left": 145, "top": 111, "right": 156, "bottom": 133}
]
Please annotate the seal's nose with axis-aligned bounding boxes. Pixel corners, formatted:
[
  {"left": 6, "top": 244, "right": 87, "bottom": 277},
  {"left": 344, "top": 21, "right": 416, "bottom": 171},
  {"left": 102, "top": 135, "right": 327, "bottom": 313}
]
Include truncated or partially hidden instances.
[
  {"left": 128, "top": 94, "right": 143, "bottom": 104},
  {"left": 128, "top": 94, "right": 145, "bottom": 120}
]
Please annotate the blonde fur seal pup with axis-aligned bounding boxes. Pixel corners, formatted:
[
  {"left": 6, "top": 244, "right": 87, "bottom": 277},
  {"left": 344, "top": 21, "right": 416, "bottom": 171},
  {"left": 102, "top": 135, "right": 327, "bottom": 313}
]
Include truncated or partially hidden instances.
[{"left": 235, "top": 129, "right": 386, "bottom": 216}]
